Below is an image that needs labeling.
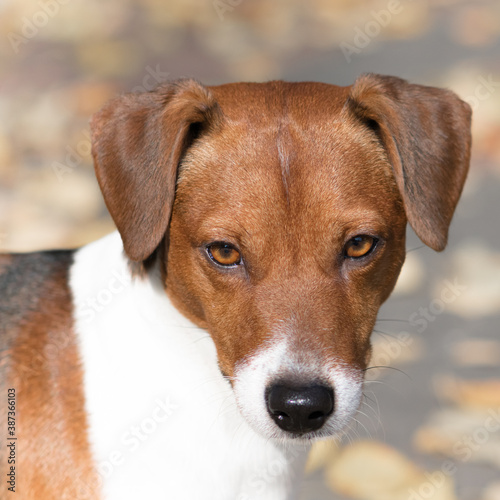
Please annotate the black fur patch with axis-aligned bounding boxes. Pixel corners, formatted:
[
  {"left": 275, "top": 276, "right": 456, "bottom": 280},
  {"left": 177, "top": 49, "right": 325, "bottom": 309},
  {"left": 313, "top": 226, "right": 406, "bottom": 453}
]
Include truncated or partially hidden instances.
[{"left": 0, "top": 250, "right": 74, "bottom": 335}]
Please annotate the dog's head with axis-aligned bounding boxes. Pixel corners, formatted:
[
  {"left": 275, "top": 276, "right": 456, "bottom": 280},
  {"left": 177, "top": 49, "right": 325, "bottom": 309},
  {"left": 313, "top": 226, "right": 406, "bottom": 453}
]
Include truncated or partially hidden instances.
[{"left": 91, "top": 76, "right": 471, "bottom": 440}]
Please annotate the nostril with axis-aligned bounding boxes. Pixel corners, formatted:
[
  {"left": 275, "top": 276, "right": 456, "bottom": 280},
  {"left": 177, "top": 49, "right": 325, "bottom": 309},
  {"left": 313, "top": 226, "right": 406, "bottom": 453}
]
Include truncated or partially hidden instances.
[
  {"left": 308, "top": 410, "right": 326, "bottom": 420},
  {"left": 266, "top": 383, "right": 334, "bottom": 434}
]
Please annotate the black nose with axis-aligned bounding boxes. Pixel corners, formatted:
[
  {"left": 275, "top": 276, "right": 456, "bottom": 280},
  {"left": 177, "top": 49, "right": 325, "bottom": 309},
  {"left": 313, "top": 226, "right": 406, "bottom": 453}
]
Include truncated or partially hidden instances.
[{"left": 266, "top": 383, "right": 334, "bottom": 434}]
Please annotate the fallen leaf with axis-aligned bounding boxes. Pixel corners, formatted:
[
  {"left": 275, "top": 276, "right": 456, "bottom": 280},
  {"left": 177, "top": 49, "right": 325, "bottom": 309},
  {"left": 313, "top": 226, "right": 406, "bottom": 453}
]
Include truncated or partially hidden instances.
[
  {"left": 325, "top": 440, "right": 457, "bottom": 500},
  {"left": 305, "top": 438, "right": 341, "bottom": 474},
  {"left": 434, "top": 375, "right": 500, "bottom": 409},
  {"left": 451, "top": 339, "right": 500, "bottom": 367},
  {"left": 414, "top": 408, "right": 500, "bottom": 470}
]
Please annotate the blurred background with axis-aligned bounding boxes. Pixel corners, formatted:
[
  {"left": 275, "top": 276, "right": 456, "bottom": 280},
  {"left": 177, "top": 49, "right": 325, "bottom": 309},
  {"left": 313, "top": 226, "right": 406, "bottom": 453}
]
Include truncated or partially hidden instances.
[{"left": 0, "top": 1, "right": 499, "bottom": 499}]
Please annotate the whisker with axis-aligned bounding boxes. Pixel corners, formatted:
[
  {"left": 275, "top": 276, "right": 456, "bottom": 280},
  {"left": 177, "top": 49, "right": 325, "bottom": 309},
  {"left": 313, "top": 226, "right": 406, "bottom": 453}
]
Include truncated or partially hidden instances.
[
  {"left": 371, "top": 329, "right": 398, "bottom": 339},
  {"left": 406, "top": 245, "right": 425, "bottom": 253},
  {"left": 360, "top": 392, "right": 383, "bottom": 431},
  {"left": 375, "top": 318, "right": 409, "bottom": 324},
  {"left": 363, "top": 365, "right": 411, "bottom": 380}
]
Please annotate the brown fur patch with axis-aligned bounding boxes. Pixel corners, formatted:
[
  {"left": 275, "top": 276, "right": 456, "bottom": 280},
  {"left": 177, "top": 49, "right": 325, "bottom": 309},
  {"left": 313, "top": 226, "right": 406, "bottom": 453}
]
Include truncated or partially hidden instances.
[{"left": 0, "top": 252, "right": 99, "bottom": 500}]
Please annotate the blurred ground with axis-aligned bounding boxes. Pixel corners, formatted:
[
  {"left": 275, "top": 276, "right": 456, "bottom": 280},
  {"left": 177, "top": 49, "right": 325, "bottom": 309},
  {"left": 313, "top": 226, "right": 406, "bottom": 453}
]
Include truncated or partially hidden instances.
[{"left": 0, "top": 1, "right": 499, "bottom": 499}]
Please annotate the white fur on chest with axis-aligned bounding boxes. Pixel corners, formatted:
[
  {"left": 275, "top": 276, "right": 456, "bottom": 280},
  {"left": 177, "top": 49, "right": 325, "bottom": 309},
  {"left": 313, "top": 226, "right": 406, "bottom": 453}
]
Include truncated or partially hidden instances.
[{"left": 71, "top": 232, "right": 308, "bottom": 500}]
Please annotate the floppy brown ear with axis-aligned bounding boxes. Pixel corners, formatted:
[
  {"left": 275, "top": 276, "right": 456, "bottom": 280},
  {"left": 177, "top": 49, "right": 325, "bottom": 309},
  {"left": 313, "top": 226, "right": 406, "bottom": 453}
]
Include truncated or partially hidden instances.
[
  {"left": 91, "top": 79, "right": 222, "bottom": 262},
  {"left": 347, "top": 74, "right": 472, "bottom": 251}
]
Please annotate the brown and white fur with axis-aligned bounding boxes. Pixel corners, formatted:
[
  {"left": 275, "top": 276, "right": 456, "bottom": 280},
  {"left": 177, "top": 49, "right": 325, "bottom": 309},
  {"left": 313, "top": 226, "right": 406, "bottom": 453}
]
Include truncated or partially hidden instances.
[{"left": 0, "top": 74, "right": 471, "bottom": 500}]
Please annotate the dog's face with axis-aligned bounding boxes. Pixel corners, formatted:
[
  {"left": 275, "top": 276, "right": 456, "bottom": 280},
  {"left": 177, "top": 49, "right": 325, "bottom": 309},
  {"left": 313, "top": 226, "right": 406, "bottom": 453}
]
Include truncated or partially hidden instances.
[
  {"left": 166, "top": 101, "right": 407, "bottom": 438},
  {"left": 91, "top": 77, "right": 471, "bottom": 440}
]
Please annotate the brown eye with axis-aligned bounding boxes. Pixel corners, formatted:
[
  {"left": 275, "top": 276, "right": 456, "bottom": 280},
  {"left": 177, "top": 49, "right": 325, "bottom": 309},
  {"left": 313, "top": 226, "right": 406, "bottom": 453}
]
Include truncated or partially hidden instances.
[
  {"left": 344, "top": 235, "right": 377, "bottom": 259},
  {"left": 207, "top": 243, "right": 241, "bottom": 267}
]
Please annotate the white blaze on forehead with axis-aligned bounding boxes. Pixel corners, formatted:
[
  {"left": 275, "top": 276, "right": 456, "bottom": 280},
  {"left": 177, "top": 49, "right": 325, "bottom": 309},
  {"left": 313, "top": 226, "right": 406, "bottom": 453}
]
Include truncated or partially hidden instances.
[{"left": 233, "top": 323, "right": 364, "bottom": 440}]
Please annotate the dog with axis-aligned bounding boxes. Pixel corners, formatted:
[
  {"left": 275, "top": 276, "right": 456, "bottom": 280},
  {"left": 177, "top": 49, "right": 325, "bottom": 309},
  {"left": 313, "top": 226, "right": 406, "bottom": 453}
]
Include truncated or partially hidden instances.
[{"left": 0, "top": 74, "right": 471, "bottom": 500}]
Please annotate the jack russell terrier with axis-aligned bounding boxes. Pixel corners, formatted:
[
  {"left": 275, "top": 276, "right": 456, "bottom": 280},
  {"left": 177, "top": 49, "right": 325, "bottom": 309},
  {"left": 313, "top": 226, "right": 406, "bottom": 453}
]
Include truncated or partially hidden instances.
[{"left": 0, "top": 74, "right": 471, "bottom": 500}]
